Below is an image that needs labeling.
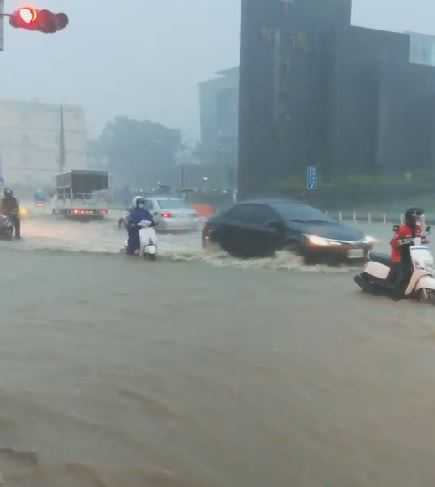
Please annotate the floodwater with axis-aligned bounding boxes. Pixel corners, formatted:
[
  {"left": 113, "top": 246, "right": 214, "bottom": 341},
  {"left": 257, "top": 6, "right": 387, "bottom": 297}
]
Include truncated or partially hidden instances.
[
  {"left": 4, "top": 208, "right": 407, "bottom": 268},
  {"left": 1, "top": 209, "right": 435, "bottom": 486}
]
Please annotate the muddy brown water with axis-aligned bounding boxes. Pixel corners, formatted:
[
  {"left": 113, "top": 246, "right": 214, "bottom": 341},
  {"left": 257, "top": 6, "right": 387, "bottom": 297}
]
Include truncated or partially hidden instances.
[{"left": 0, "top": 216, "right": 434, "bottom": 485}]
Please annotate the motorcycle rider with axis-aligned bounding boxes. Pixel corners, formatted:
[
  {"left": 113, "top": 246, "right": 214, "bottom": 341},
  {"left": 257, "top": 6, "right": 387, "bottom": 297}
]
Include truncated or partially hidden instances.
[
  {"left": 389, "top": 208, "right": 427, "bottom": 300},
  {"left": 1, "top": 188, "right": 20, "bottom": 239},
  {"left": 126, "top": 196, "right": 154, "bottom": 255}
]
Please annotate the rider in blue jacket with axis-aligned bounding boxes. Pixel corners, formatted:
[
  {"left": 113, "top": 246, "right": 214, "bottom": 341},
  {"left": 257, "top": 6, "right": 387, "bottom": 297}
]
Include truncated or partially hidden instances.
[{"left": 126, "top": 196, "right": 155, "bottom": 255}]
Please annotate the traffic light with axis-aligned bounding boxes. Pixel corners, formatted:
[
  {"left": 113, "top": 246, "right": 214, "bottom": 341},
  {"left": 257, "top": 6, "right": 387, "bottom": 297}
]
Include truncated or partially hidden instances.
[{"left": 9, "top": 7, "right": 69, "bottom": 33}]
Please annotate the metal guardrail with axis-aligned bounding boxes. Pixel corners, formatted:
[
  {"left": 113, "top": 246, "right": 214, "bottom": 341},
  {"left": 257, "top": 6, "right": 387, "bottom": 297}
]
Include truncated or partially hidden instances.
[{"left": 329, "top": 211, "right": 435, "bottom": 226}]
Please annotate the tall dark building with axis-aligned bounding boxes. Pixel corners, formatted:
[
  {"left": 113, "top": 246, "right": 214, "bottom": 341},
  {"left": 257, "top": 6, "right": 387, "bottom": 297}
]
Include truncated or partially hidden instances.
[{"left": 238, "top": 0, "right": 435, "bottom": 198}]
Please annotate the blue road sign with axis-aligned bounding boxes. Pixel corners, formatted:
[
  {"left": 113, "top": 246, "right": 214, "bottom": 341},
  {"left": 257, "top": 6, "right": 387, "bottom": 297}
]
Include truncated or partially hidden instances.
[{"left": 306, "top": 166, "right": 318, "bottom": 191}]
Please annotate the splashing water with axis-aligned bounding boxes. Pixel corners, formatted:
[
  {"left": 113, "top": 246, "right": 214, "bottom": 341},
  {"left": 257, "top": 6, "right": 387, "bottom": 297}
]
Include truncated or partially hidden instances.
[{"left": 2, "top": 211, "right": 413, "bottom": 273}]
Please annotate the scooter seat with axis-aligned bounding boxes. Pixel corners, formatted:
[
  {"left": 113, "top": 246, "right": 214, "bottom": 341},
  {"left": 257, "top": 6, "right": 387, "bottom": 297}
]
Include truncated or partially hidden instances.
[{"left": 369, "top": 252, "right": 391, "bottom": 268}]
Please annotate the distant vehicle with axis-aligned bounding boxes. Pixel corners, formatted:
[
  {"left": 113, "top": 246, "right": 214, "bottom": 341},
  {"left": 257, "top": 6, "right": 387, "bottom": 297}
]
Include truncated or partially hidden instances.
[
  {"left": 202, "top": 198, "right": 375, "bottom": 263},
  {"left": 118, "top": 197, "right": 199, "bottom": 233},
  {"left": 34, "top": 190, "right": 48, "bottom": 208},
  {"left": 147, "top": 197, "right": 200, "bottom": 232},
  {"left": 52, "top": 170, "right": 109, "bottom": 220},
  {"left": 154, "top": 184, "right": 171, "bottom": 195}
]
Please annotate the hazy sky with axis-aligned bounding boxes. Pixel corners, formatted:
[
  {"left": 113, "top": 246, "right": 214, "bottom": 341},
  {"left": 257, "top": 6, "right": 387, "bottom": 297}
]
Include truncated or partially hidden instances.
[{"left": 1, "top": 0, "right": 435, "bottom": 141}]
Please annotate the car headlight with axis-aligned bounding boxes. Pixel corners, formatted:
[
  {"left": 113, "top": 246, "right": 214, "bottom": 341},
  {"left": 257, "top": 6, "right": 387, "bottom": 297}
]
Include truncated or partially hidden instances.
[
  {"left": 306, "top": 235, "right": 341, "bottom": 246},
  {"left": 363, "top": 235, "right": 376, "bottom": 245}
]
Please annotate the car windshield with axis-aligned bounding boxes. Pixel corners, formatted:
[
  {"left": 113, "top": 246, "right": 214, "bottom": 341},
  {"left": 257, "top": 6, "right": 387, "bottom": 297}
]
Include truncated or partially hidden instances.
[
  {"left": 273, "top": 203, "right": 333, "bottom": 223},
  {"left": 157, "top": 199, "right": 189, "bottom": 210}
]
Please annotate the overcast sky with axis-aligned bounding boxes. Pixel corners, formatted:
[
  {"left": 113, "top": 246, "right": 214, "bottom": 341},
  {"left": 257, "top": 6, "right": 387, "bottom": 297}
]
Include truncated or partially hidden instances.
[{"left": 1, "top": 0, "right": 435, "bottom": 141}]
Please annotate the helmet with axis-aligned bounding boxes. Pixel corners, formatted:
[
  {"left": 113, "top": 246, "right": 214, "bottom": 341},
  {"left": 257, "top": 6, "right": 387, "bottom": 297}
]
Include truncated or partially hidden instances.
[
  {"left": 132, "top": 196, "right": 146, "bottom": 209},
  {"left": 3, "top": 188, "right": 13, "bottom": 198},
  {"left": 405, "top": 208, "right": 425, "bottom": 229}
]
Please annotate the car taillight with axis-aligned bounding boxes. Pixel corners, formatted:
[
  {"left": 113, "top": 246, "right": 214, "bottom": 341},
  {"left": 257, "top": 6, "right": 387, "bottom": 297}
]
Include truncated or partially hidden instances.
[{"left": 161, "top": 212, "right": 172, "bottom": 218}]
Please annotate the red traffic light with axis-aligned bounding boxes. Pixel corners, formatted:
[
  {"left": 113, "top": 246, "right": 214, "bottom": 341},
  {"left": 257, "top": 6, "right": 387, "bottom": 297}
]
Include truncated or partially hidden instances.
[
  {"left": 9, "top": 7, "right": 69, "bottom": 33},
  {"left": 9, "top": 7, "right": 37, "bottom": 28},
  {"left": 55, "top": 13, "right": 69, "bottom": 31}
]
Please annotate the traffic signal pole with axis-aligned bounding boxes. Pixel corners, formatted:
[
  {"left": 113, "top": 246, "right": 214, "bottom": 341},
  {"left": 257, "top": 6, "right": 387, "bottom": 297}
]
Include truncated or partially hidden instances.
[{"left": 0, "top": 0, "right": 4, "bottom": 51}]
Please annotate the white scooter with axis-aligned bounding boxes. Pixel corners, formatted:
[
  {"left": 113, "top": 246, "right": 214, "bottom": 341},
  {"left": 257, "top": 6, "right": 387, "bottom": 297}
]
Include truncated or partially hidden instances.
[
  {"left": 139, "top": 220, "right": 158, "bottom": 260},
  {"left": 124, "top": 220, "right": 158, "bottom": 260},
  {"left": 354, "top": 227, "right": 435, "bottom": 303}
]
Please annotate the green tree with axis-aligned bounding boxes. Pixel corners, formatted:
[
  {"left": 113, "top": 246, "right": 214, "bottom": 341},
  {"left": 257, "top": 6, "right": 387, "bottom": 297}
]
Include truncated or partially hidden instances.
[{"left": 96, "top": 116, "right": 181, "bottom": 189}]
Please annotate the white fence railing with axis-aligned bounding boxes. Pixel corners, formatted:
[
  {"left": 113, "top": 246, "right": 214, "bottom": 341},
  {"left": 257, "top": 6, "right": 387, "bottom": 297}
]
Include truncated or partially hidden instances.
[{"left": 331, "top": 212, "right": 416, "bottom": 225}]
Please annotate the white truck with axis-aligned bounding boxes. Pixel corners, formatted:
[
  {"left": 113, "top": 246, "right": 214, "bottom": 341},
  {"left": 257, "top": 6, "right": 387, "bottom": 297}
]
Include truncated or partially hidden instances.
[{"left": 52, "top": 170, "right": 109, "bottom": 219}]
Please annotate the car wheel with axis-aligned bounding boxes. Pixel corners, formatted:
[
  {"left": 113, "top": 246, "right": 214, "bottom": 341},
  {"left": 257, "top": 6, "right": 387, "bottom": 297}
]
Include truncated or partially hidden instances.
[
  {"left": 286, "top": 239, "right": 301, "bottom": 253},
  {"left": 299, "top": 245, "right": 317, "bottom": 265},
  {"left": 225, "top": 245, "right": 252, "bottom": 259},
  {"left": 202, "top": 227, "right": 220, "bottom": 252},
  {"left": 303, "top": 254, "right": 317, "bottom": 265},
  {"left": 201, "top": 235, "right": 208, "bottom": 250}
]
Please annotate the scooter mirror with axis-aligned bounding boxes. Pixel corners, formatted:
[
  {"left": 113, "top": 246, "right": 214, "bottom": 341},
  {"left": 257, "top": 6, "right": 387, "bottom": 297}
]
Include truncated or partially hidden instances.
[{"left": 393, "top": 225, "right": 400, "bottom": 232}]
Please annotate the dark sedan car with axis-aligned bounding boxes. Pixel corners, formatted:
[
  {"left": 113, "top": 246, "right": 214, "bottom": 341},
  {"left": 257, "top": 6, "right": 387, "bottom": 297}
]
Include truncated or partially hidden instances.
[{"left": 202, "top": 199, "right": 375, "bottom": 263}]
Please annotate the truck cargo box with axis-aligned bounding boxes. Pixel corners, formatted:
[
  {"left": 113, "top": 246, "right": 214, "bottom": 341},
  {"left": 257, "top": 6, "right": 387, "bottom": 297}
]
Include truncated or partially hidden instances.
[{"left": 56, "top": 170, "right": 109, "bottom": 196}]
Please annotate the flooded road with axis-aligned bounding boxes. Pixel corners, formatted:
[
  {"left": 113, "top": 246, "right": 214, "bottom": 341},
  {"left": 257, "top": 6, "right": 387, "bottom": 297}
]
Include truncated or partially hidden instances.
[
  {"left": 1, "top": 212, "right": 435, "bottom": 486},
  {"left": 5, "top": 210, "right": 413, "bottom": 270}
]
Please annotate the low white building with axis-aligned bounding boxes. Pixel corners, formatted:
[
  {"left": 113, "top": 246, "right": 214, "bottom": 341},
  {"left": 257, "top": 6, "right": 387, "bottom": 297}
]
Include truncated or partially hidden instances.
[{"left": 0, "top": 99, "right": 88, "bottom": 187}]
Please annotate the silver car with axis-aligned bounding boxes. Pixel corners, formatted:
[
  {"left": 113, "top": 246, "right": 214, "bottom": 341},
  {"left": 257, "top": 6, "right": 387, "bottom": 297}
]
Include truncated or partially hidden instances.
[{"left": 144, "top": 197, "right": 199, "bottom": 232}]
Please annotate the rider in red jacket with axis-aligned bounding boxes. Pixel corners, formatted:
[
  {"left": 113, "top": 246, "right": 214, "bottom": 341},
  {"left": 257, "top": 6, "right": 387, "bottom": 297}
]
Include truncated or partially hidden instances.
[{"left": 390, "top": 208, "right": 427, "bottom": 299}]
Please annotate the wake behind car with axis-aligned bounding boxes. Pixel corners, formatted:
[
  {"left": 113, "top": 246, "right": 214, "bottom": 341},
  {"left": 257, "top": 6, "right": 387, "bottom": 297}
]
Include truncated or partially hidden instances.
[{"left": 202, "top": 198, "right": 375, "bottom": 263}]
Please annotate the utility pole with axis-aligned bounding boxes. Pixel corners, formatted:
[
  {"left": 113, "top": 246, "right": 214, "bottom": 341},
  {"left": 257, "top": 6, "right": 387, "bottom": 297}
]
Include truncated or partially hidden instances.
[
  {"left": 180, "top": 165, "right": 185, "bottom": 188},
  {"left": 0, "top": 0, "right": 4, "bottom": 51},
  {"left": 58, "top": 105, "right": 66, "bottom": 172}
]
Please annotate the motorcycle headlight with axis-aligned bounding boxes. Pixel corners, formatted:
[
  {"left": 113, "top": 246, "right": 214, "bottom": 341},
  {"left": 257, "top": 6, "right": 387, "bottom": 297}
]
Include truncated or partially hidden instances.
[
  {"left": 306, "top": 235, "right": 341, "bottom": 247},
  {"left": 420, "top": 261, "right": 433, "bottom": 272}
]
